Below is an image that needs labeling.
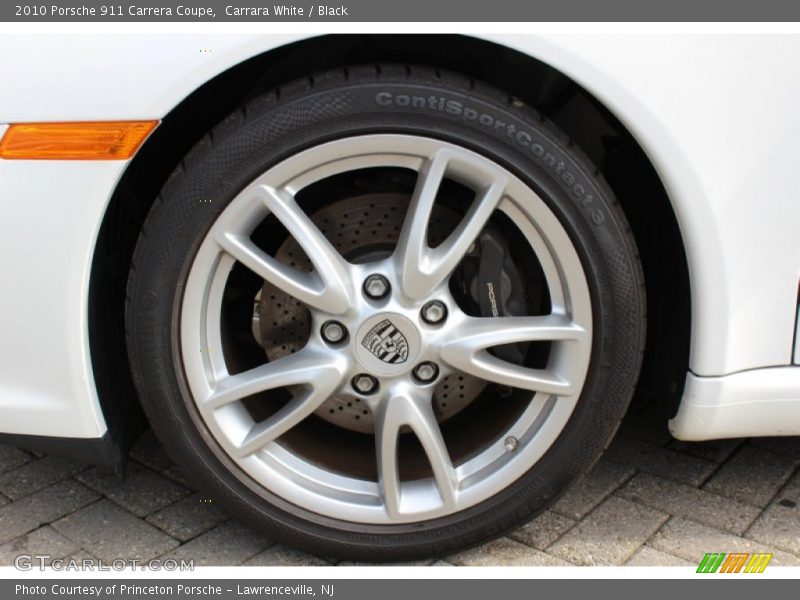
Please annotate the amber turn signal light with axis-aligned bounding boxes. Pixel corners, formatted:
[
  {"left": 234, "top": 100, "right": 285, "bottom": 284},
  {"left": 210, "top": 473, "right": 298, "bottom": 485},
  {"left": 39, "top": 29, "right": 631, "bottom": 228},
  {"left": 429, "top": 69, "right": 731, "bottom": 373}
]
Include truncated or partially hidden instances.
[{"left": 0, "top": 121, "right": 158, "bottom": 160}]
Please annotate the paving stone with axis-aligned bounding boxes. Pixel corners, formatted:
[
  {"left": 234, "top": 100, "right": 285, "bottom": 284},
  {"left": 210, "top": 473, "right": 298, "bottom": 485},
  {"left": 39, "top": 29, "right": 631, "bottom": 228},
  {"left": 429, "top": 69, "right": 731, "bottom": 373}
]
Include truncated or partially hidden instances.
[
  {"left": 0, "top": 479, "right": 99, "bottom": 545},
  {"left": 703, "top": 445, "right": 798, "bottom": 507},
  {"left": 447, "top": 537, "right": 568, "bottom": 566},
  {"left": 669, "top": 439, "right": 743, "bottom": 464},
  {"left": 66, "top": 549, "right": 97, "bottom": 563},
  {"left": 548, "top": 495, "right": 668, "bottom": 566},
  {"left": 552, "top": 458, "right": 635, "bottom": 520},
  {"left": 130, "top": 430, "right": 174, "bottom": 472},
  {"left": 0, "top": 526, "right": 79, "bottom": 566},
  {"left": 604, "top": 436, "right": 717, "bottom": 487},
  {"left": 76, "top": 463, "right": 190, "bottom": 517},
  {"left": 508, "top": 511, "right": 575, "bottom": 550},
  {"left": 52, "top": 499, "right": 179, "bottom": 562},
  {"left": 624, "top": 545, "right": 694, "bottom": 566},
  {"left": 750, "top": 437, "right": 800, "bottom": 460},
  {"left": 0, "top": 445, "right": 33, "bottom": 474},
  {"left": 0, "top": 456, "right": 89, "bottom": 500},
  {"left": 146, "top": 493, "right": 226, "bottom": 542},
  {"left": 618, "top": 472, "right": 760, "bottom": 535},
  {"left": 161, "top": 520, "right": 270, "bottom": 566},
  {"left": 746, "top": 471, "right": 800, "bottom": 555},
  {"left": 247, "top": 545, "right": 333, "bottom": 566},
  {"left": 649, "top": 517, "right": 800, "bottom": 566},
  {"left": 0, "top": 428, "right": 792, "bottom": 569}
]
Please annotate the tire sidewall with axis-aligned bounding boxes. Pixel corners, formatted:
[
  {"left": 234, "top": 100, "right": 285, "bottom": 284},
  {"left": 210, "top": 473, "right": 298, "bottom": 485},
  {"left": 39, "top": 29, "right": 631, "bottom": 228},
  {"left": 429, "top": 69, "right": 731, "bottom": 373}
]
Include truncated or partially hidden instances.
[{"left": 127, "top": 74, "right": 644, "bottom": 559}]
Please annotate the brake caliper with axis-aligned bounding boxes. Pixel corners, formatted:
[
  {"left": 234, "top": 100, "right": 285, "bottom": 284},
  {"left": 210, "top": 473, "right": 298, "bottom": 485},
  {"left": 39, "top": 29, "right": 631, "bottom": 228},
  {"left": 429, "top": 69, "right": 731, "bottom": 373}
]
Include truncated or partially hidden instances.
[{"left": 453, "top": 226, "right": 533, "bottom": 364}]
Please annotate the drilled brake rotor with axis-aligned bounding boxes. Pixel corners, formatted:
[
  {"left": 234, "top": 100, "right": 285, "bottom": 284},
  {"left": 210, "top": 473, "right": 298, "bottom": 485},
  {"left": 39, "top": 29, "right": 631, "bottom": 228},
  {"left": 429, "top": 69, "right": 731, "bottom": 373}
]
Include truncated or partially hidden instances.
[{"left": 258, "top": 193, "right": 486, "bottom": 434}]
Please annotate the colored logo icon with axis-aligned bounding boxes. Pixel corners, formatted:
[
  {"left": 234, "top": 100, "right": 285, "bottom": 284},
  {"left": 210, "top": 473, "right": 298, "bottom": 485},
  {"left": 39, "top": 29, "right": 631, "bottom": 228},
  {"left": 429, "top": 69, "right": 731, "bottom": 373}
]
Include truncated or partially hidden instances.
[{"left": 696, "top": 552, "right": 773, "bottom": 573}]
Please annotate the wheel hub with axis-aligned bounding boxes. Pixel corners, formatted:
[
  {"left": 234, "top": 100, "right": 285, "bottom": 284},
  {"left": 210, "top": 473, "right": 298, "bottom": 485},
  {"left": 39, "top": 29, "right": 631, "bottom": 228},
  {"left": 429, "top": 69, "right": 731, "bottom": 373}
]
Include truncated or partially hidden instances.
[
  {"left": 259, "top": 193, "right": 486, "bottom": 433},
  {"left": 355, "top": 313, "right": 419, "bottom": 374}
]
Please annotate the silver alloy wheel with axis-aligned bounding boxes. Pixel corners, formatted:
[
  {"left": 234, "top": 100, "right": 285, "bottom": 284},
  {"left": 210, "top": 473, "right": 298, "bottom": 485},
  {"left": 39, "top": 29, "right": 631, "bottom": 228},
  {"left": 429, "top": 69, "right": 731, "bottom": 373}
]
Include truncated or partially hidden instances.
[{"left": 181, "top": 134, "right": 592, "bottom": 524}]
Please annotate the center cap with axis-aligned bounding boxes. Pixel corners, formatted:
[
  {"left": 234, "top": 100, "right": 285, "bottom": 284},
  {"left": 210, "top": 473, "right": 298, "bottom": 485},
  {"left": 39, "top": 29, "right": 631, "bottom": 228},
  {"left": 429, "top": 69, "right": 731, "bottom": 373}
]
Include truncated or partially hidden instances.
[{"left": 355, "top": 313, "right": 421, "bottom": 376}]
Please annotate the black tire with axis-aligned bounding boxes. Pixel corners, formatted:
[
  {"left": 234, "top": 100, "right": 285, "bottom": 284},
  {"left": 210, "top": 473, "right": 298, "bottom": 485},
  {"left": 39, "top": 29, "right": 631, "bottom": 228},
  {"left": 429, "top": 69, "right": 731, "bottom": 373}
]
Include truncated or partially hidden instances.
[{"left": 126, "top": 65, "right": 645, "bottom": 561}]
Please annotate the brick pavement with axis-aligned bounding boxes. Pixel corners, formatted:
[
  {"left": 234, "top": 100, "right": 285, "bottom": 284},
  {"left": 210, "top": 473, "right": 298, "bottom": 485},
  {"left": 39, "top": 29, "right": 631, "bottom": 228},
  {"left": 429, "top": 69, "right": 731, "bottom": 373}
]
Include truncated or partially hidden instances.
[{"left": 1, "top": 401, "right": 799, "bottom": 567}]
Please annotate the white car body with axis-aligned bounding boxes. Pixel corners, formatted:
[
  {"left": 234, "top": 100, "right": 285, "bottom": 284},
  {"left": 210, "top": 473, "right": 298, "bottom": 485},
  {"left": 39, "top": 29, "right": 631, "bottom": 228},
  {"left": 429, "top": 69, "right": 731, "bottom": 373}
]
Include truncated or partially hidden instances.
[{"left": 1, "top": 32, "right": 799, "bottom": 453}]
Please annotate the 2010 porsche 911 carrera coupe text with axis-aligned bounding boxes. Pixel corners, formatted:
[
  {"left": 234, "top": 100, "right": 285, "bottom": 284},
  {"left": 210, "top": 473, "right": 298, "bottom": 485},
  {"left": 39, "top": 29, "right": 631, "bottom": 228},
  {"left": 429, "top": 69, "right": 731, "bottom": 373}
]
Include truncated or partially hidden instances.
[{"left": 1, "top": 33, "right": 799, "bottom": 561}]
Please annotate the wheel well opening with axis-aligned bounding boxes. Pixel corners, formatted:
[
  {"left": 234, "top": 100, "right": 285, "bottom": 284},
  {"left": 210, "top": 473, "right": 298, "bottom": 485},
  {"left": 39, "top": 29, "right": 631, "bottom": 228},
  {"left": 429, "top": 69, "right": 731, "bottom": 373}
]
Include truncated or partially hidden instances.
[{"left": 89, "top": 34, "right": 691, "bottom": 455}]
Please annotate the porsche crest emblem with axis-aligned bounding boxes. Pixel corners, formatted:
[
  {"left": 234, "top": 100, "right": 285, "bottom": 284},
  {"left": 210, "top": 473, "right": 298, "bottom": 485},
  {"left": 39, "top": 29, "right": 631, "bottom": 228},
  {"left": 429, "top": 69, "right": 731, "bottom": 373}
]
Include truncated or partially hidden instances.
[{"left": 360, "top": 319, "right": 409, "bottom": 364}]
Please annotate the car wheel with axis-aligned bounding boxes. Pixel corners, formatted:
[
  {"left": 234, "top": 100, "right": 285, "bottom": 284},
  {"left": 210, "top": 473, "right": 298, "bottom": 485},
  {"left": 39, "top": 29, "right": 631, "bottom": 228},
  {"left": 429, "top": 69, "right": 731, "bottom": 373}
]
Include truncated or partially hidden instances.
[{"left": 126, "top": 65, "right": 645, "bottom": 561}]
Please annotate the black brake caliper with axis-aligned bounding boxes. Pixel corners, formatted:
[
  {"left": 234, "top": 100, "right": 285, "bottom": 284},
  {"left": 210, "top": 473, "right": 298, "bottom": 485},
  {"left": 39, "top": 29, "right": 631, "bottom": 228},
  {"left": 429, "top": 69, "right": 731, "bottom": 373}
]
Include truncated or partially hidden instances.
[{"left": 452, "top": 226, "right": 533, "bottom": 365}]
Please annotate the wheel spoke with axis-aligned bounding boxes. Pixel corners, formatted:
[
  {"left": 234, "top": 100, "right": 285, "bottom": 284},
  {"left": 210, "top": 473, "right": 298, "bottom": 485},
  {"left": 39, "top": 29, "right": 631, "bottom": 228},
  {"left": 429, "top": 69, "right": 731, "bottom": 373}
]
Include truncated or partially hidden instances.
[
  {"left": 410, "top": 398, "right": 458, "bottom": 509},
  {"left": 204, "top": 349, "right": 345, "bottom": 457},
  {"left": 217, "top": 184, "right": 353, "bottom": 314},
  {"left": 203, "top": 348, "right": 333, "bottom": 409},
  {"left": 440, "top": 315, "right": 587, "bottom": 395},
  {"left": 231, "top": 388, "right": 322, "bottom": 457},
  {"left": 446, "top": 315, "right": 587, "bottom": 348},
  {"left": 394, "top": 149, "right": 449, "bottom": 300},
  {"left": 427, "top": 178, "right": 507, "bottom": 292},
  {"left": 374, "top": 389, "right": 457, "bottom": 517},
  {"left": 374, "top": 401, "right": 402, "bottom": 518},
  {"left": 260, "top": 185, "right": 353, "bottom": 309},
  {"left": 395, "top": 150, "right": 507, "bottom": 299}
]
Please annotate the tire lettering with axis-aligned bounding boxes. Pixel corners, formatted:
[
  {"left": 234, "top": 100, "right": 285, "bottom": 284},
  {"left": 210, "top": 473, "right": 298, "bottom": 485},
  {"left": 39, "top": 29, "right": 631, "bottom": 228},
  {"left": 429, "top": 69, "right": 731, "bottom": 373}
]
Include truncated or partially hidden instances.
[{"left": 373, "top": 91, "right": 606, "bottom": 227}]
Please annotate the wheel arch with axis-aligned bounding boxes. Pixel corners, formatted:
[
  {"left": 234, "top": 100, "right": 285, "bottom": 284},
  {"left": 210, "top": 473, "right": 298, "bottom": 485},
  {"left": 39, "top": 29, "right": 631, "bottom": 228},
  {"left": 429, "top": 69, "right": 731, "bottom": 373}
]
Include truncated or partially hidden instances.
[{"left": 88, "top": 33, "right": 691, "bottom": 457}]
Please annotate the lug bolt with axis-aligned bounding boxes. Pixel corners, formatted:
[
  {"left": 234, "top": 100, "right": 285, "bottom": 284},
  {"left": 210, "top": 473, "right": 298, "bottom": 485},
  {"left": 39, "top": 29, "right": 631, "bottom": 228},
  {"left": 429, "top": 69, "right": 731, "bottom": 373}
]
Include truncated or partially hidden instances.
[
  {"left": 412, "top": 361, "right": 439, "bottom": 384},
  {"left": 421, "top": 300, "right": 447, "bottom": 324},
  {"left": 504, "top": 436, "right": 519, "bottom": 452},
  {"left": 363, "top": 274, "right": 390, "bottom": 300},
  {"left": 321, "top": 321, "right": 347, "bottom": 344},
  {"left": 352, "top": 374, "right": 379, "bottom": 395}
]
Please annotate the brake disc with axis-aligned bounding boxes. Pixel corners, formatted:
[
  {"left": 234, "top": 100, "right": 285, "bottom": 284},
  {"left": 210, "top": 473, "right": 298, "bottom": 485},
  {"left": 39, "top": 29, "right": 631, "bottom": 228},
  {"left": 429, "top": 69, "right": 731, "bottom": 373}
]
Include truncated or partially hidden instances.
[{"left": 258, "top": 192, "right": 487, "bottom": 434}]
